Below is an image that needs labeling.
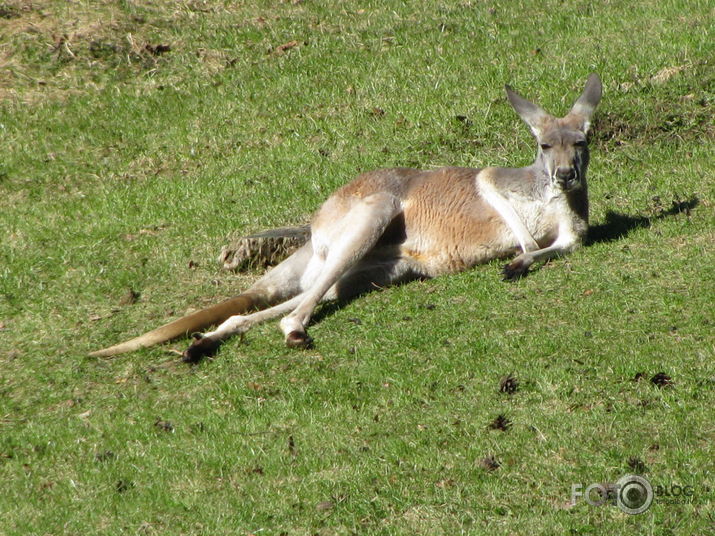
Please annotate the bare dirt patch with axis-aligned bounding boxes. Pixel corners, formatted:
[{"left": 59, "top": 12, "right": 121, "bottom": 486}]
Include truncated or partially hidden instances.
[{"left": 593, "top": 61, "right": 714, "bottom": 147}]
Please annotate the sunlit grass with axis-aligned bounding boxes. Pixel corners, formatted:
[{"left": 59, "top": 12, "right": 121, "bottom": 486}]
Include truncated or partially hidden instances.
[{"left": 1, "top": 1, "right": 713, "bottom": 534}]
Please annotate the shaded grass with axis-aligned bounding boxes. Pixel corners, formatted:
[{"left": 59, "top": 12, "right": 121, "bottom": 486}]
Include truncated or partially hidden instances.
[{"left": 1, "top": 0, "right": 714, "bottom": 534}]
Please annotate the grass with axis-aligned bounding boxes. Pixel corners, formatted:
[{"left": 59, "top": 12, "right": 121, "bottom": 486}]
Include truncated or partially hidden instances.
[{"left": 1, "top": 0, "right": 714, "bottom": 534}]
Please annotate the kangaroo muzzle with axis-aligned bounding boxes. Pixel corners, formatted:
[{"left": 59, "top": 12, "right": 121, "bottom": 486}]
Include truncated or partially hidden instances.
[{"left": 554, "top": 166, "right": 578, "bottom": 190}]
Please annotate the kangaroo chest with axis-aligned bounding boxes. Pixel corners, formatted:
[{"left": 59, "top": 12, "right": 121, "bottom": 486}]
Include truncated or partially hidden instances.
[{"left": 508, "top": 193, "right": 570, "bottom": 246}]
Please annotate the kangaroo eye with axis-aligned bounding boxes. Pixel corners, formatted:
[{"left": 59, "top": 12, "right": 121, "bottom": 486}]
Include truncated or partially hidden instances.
[
  {"left": 540, "top": 144, "right": 552, "bottom": 150},
  {"left": 574, "top": 140, "right": 587, "bottom": 147}
]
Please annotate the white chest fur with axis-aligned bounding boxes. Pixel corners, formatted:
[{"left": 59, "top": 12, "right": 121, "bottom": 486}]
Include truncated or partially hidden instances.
[{"left": 476, "top": 170, "right": 583, "bottom": 253}]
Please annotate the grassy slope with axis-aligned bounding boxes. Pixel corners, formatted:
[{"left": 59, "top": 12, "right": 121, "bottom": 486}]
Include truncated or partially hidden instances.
[{"left": 1, "top": 0, "right": 713, "bottom": 534}]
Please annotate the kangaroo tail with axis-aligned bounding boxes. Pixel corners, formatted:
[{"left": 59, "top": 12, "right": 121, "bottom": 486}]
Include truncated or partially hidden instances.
[{"left": 88, "top": 292, "right": 265, "bottom": 357}]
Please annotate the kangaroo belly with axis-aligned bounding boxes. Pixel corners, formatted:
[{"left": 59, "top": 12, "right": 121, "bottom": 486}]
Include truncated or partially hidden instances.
[{"left": 396, "top": 169, "right": 521, "bottom": 276}]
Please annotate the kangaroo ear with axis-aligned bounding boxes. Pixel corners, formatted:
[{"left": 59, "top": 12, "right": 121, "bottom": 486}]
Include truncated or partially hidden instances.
[
  {"left": 505, "top": 84, "right": 550, "bottom": 137},
  {"left": 569, "top": 73, "right": 602, "bottom": 134}
]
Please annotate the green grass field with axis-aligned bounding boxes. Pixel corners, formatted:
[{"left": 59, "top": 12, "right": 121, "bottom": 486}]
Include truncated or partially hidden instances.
[{"left": 1, "top": 1, "right": 713, "bottom": 534}]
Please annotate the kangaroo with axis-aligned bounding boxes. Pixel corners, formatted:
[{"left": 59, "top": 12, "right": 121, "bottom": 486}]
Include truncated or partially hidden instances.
[{"left": 89, "top": 74, "right": 602, "bottom": 361}]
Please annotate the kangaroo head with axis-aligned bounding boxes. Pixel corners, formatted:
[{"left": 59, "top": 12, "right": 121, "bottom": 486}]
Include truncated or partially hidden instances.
[{"left": 505, "top": 73, "right": 602, "bottom": 192}]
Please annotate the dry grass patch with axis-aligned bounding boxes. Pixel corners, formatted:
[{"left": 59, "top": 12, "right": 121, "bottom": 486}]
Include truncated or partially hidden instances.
[{"left": 0, "top": 0, "right": 179, "bottom": 101}]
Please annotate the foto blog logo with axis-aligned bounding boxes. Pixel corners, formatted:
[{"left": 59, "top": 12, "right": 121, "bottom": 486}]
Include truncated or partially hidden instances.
[{"left": 571, "top": 475, "right": 654, "bottom": 515}]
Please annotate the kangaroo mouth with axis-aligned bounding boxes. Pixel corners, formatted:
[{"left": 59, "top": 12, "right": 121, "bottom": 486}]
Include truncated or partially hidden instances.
[
  {"left": 554, "top": 174, "right": 580, "bottom": 191},
  {"left": 561, "top": 178, "right": 579, "bottom": 191}
]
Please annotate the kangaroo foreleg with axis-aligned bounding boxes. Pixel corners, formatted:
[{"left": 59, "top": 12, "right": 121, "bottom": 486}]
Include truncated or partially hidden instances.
[
  {"left": 478, "top": 174, "right": 540, "bottom": 255},
  {"left": 502, "top": 231, "right": 580, "bottom": 281}
]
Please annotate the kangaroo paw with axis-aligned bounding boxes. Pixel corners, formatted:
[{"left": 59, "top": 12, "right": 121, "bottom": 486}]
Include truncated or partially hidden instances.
[
  {"left": 182, "top": 333, "right": 222, "bottom": 364},
  {"left": 502, "top": 259, "right": 530, "bottom": 281},
  {"left": 285, "top": 330, "right": 313, "bottom": 349}
]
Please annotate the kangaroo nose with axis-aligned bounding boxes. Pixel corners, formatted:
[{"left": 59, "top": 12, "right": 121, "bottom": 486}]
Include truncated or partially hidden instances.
[{"left": 555, "top": 167, "right": 576, "bottom": 182}]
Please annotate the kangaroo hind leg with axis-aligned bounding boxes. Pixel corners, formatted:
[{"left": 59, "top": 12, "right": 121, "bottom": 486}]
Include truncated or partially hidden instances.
[
  {"left": 280, "top": 192, "right": 402, "bottom": 348},
  {"left": 183, "top": 241, "right": 313, "bottom": 362}
]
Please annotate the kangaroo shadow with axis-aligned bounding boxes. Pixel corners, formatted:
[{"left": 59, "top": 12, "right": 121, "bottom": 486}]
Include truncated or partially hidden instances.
[{"left": 586, "top": 196, "right": 698, "bottom": 245}]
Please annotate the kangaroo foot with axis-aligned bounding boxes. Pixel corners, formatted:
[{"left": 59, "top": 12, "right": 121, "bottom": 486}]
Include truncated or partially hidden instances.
[
  {"left": 502, "top": 259, "right": 530, "bottom": 281},
  {"left": 182, "top": 334, "right": 222, "bottom": 363},
  {"left": 285, "top": 330, "right": 313, "bottom": 349}
]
